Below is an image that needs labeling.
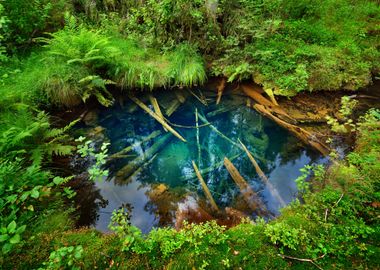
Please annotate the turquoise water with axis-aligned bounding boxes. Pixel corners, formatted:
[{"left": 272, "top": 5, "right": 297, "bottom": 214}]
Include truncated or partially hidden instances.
[{"left": 77, "top": 90, "right": 324, "bottom": 233}]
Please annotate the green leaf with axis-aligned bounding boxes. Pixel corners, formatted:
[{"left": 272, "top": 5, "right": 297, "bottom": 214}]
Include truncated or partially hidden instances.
[
  {"left": 7, "top": 221, "right": 16, "bottom": 233},
  {"left": 9, "top": 234, "right": 20, "bottom": 244},
  {"left": 0, "top": 234, "right": 9, "bottom": 242},
  {"left": 53, "top": 177, "right": 64, "bottom": 185},
  {"left": 30, "top": 188, "right": 40, "bottom": 199},
  {"left": 2, "top": 243, "right": 12, "bottom": 254},
  {"left": 16, "top": 225, "right": 26, "bottom": 234}
]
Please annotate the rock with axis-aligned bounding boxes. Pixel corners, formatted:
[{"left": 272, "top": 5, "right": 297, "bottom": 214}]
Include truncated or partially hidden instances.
[
  {"left": 87, "top": 126, "right": 105, "bottom": 137},
  {"left": 83, "top": 109, "right": 99, "bottom": 126}
]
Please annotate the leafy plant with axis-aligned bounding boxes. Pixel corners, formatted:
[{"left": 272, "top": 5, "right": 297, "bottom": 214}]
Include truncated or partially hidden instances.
[
  {"left": 75, "top": 136, "right": 110, "bottom": 181},
  {"left": 0, "top": 221, "right": 26, "bottom": 254},
  {"left": 40, "top": 245, "right": 84, "bottom": 270},
  {"left": 326, "top": 96, "right": 359, "bottom": 133},
  {"left": 108, "top": 208, "right": 142, "bottom": 252},
  {"left": 295, "top": 164, "right": 325, "bottom": 193}
]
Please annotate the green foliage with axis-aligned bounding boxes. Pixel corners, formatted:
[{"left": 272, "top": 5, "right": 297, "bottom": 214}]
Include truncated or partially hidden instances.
[
  {"left": 295, "top": 164, "right": 325, "bottom": 193},
  {"left": 75, "top": 136, "right": 110, "bottom": 181},
  {"left": 0, "top": 2, "right": 7, "bottom": 62},
  {"left": 109, "top": 208, "right": 142, "bottom": 252},
  {"left": 0, "top": 221, "right": 26, "bottom": 254},
  {"left": 0, "top": 107, "right": 76, "bottom": 256},
  {"left": 0, "top": 0, "right": 70, "bottom": 52},
  {"left": 326, "top": 96, "right": 359, "bottom": 133},
  {"left": 212, "top": 0, "right": 380, "bottom": 95},
  {"left": 166, "top": 43, "right": 207, "bottom": 87},
  {"left": 40, "top": 245, "right": 83, "bottom": 270}
]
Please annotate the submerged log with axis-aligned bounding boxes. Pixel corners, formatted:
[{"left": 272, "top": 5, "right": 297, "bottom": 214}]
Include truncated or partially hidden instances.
[
  {"left": 192, "top": 161, "right": 219, "bottom": 212},
  {"left": 181, "top": 153, "right": 241, "bottom": 181},
  {"left": 238, "top": 140, "right": 268, "bottom": 183},
  {"left": 197, "top": 113, "right": 242, "bottom": 149},
  {"left": 122, "top": 154, "right": 158, "bottom": 184},
  {"left": 129, "top": 95, "right": 186, "bottom": 142},
  {"left": 216, "top": 77, "right": 226, "bottom": 105},
  {"left": 116, "top": 133, "right": 173, "bottom": 180},
  {"left": 239, "top": 140, "right": 286, "bottom": 207},
  {"left": 108, "top": 130, "right": 162, "bottom": 160},
  {"left": 254, "top": 104, "right": 330, "bottom": 156},
  {"left": 166, "top": 99, "right": 181, "bottom": 116},
  {"left": 188, "top": 89, "right": 208, "bottom": 106},
  {"left": 195, "top": 108, "right": 201, "bottom": 166},
  {"left": 206, "top": 104, "right": 239, "bottom": 118},
  {"left": 241, "top": 84, "right": 296, "bottom": 124},
  {"left": 224, "top": 157, "right": 268, "bottom": 216},
  {"left": 174, "top": 90, "right": 188, "bottom": 103},
  {"left": 149, "top": 95, "right": 167, "bottom": 131}
]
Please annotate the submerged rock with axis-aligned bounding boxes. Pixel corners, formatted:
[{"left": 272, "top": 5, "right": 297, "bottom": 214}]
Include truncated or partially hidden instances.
[
  {"left": 83, "top": 109, "right": 99, "bottom": 126},
  {"left": 87, "top": 126, "right": 106, "bottom": 140}
]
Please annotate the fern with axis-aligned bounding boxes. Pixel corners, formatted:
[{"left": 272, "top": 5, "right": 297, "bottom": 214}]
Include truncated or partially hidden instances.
[{"left": 0, "top": 109, "right": 77, "bottom": 165}]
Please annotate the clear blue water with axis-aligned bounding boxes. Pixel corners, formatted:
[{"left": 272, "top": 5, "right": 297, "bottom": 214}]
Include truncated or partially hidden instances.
[{"left": 77, "top": 90, "right": 324, "bottom": 233}]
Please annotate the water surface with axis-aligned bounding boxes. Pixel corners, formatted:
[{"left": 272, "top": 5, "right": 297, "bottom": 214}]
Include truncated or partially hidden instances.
[{"left": 77, "top": 90, "right": 323, "bottom": 232}]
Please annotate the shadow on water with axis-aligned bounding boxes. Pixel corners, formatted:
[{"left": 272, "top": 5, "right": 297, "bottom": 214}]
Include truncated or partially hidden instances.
[{"left": 74, "top": 89, "right": 326, "bottom": 233}]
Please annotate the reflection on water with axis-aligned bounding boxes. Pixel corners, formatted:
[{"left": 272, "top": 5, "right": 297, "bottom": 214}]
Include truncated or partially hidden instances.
[{"left": 76, "top": 90, "right": 324, "bottom": 232}]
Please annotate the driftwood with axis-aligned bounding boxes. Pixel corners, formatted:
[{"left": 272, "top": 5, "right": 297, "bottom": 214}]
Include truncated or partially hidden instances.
[
  {"left": 109, "top": 130, "right": 162, "bottom": 160},
  {"left": 166, "top": 99, "right": 181, "bottom": 116},
  {"left": 181, "top": 153, "right": 242, "bottom": 181},
  {"left": 116, "top": 133, "right": 173, "bottom": 180},
  {"left": 238, "top": 139, "right": 267, "bottom": 183},
  {"left": 246, "top": 98, "right": 252, "bottom": 108},
  {"left": 195, "top": 108, "right": 201, "bottom": 166},
  {"left": 188, "top": 89, "right": 208, "bottom": 106},
  {"left": 121, "top": 154, "right": 158, "bottom": 184},
  {"left": 197, "top": 113, "right": 242, "bottom": 149},
  {"left": 254, "top": 104, "right": 330, "bottom": 156},
  {"left": 192, "top": 161, "right": 219, "bottom": 212},
  {"left": 174, "top": 90, "right": 188, "bottom": 103},
  {"left": 224, "top": 157, "right": 268, "bottom": 215},
  {"left": 129, "top": 95, "right": 186, "bottom": 142},
  {"left": 239, "top": 140, "right": 286, "bottom": 207},
  {"left": 216, "top": 77, "right": 226, "bottom": 105},
  {"left": 241, "top": 84, "right": 296, "bottom": 124},
  {"left": 264, "top": 88, "right": 279, "bottom": 106},
  {"left": 148, "top": 95, "right": 167, "bottom": 131},
  {"left": 206, "top": 104, "right": 238, "bottom": 118}
]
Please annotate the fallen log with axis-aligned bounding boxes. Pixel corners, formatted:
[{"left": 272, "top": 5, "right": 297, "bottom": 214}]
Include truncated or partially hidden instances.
[
  {"left": 174, "top": 90, "right": 188, "bottom": 103},
  {"left": 192, "top": 161, "right": 219, "bottom": 212},
  {"left": 241, "top": 84, "right": 296, "bottom": 124},
  {"left": 197, "top": 113, "right": 242, "bottom": 149},
  {"left": 120, "top": 154, "right": 158, "bottom": 184},
  {"left": 189, "top": 89, "right": 208, "bottom": 106},
  {"left": 181, "top": 153, "right": 242, "bottom": 181},
  {"left": 224, "top": 157, "right": 268, "bottom": 216},
  {"left": 195, "top": 108, "right": 201, "bottom": 166},
  {"left": 216, "top": 77, "right": 226, "bottom": 105},
  {"left": 116, "top": 133, "right": 173, "bottom": 180},
  {"left": 239, "top": 140, "right": 286, "bottom": 207},
  {"left": 238, "top": 139, "right": 268, "bottom": 183},
  {"left": 148, "top": 95, "right": 167, "bottom": 131},
  {"left": 253, "top": 104, "right": 330, "bottom": 156},
  {"left": 166, "top": 99, "right": 181, "bottom": 116},
  {"left": 206, "top": 104, "right": 239, "bottom": 118},
  {"left": 108, "top": 130, "right": 162, "bottom": 160},
  {"left": 129, "top": 95, "right": 186, "bottom": 142},
  {"left": 264, "top": 88, "right": 279, "bottom": 106}
]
